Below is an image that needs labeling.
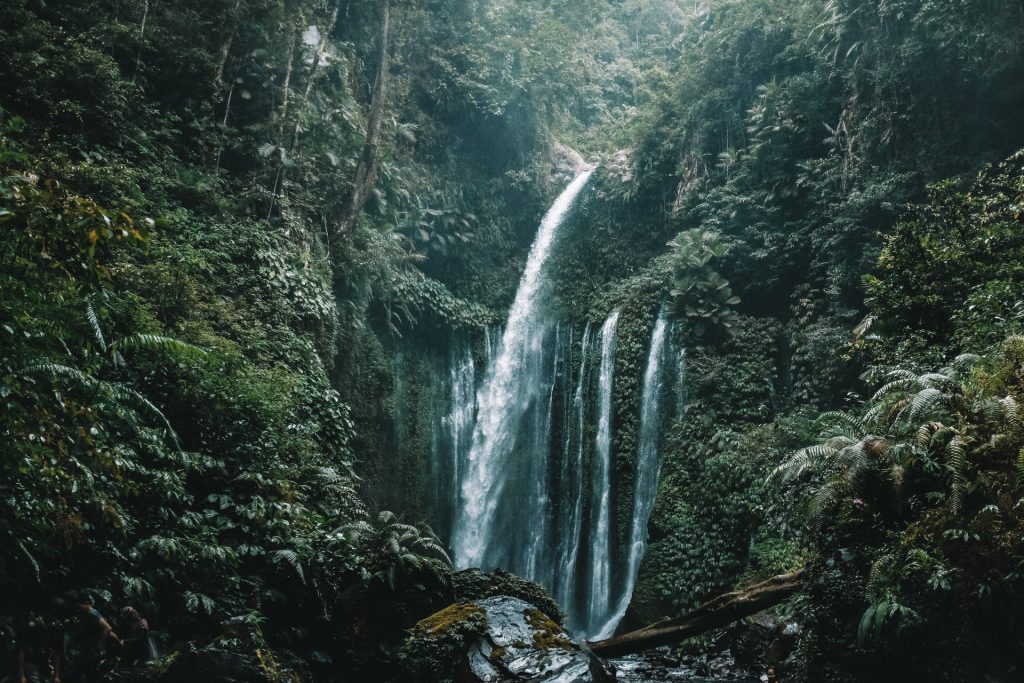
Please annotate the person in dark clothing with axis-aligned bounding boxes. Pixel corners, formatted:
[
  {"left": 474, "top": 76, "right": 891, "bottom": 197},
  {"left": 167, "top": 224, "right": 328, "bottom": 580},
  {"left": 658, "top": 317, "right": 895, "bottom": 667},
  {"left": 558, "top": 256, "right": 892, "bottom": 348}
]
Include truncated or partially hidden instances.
[
  {"left": 115, "top": 608, "right": 151, "bottom": 666},
  {"left": 61, "top": 596, "right": 120, "bottom": 683}
]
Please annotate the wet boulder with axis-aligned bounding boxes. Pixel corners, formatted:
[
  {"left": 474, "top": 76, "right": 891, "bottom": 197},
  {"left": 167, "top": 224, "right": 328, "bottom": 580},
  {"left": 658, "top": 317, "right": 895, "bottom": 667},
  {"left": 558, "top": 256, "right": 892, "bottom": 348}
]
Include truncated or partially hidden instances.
[
  {"left": 453, "top": 568, "right": 566, "bottom": 625},
  {"left": 399, "top": 596, "right": 615, "bottom": 683}
]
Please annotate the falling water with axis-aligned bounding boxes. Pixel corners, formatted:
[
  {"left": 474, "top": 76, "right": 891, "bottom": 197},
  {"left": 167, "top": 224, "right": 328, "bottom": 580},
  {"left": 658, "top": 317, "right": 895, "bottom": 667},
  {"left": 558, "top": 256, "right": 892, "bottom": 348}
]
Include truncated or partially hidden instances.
[
  {"left": 583, "top": 309, "right": 620, "bottom": 637},
  {"left": 554, "top": 323, "right": 592, "bottom": 623},
  {"left": 452, "top": 168, "right": 596, "bottom": 572},
  {"left": 430, "top": 337, "right": 477, "bottom": 540},
  {"left": 428, "top": 170, "right": 680, "bottom": 639},
  {"left": 595, "top": 308, "right": 670, "bottom": 638}
]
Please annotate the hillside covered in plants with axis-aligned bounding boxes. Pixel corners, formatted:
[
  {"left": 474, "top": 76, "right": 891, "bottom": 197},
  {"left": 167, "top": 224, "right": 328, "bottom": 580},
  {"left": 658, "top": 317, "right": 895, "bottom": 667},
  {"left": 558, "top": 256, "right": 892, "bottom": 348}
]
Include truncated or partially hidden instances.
[{"left": 2, "top": 1, "right": 1024, "bottom": 681}]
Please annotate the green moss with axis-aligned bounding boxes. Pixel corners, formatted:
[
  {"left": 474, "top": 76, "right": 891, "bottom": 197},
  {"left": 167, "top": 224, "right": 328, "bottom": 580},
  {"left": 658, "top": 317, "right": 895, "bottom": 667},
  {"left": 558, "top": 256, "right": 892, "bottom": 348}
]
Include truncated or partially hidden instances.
[
  {"left": 414, "top": 603, "right": 487, "bottom": 639},
  {"left": 525, "top": 609, "right": 574, "bottom": 652}
]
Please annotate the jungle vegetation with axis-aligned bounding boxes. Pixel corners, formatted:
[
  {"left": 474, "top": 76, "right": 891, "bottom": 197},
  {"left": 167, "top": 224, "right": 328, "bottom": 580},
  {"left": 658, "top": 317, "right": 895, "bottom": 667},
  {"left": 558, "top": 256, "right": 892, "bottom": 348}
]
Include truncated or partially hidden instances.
[{"left": 2, "top": 0, "right": 1024, "bottom": 681}]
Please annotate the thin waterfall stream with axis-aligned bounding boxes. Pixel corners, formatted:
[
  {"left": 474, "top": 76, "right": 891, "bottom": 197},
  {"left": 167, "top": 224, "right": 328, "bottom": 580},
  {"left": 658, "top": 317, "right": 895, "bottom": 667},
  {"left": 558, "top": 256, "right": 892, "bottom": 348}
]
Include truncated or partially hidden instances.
[
  {"left": 584, "top": 309, "right": 620, "bottom": 635},
  {"left": 595, "top": 307, "right": 669, "bottom": 638}
]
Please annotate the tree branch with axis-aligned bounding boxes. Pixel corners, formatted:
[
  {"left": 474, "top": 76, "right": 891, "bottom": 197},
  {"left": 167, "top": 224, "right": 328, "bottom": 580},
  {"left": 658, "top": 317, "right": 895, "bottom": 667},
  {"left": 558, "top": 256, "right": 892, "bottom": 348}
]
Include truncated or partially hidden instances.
[{"left": 588, "top": 570, "right": 804, "bottom": 658}]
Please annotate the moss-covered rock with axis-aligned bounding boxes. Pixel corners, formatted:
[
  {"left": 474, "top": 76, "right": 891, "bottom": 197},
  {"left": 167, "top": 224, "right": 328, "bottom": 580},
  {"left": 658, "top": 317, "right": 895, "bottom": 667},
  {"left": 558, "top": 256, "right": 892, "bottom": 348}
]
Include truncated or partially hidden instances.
[
  {"left": 452, "top": 568, "right": 566, "bottom": 625},
  {"left": 397, "top": 596, "right": 614, "bottom": 683}
]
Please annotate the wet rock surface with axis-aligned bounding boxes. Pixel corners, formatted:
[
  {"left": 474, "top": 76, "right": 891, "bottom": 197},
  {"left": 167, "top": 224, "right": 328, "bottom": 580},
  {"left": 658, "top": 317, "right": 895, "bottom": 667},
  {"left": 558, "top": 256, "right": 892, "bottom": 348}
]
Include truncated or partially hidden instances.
[
  {"left": 548, "top": 142, "right": 589, "bottom": 184},
  {"left": 611, "top": 650, "right": 758, "bottom": 682},
  {"left": 466, "top": 597, "right": 609, "bottom": 682},
  {"left": 403, "top": 594, "right": 794, "bottom": 682},
  {"left": 608, "top": 611, "right": 799, "bottom": 682},
  {"left": 404, "top": 595, "right": 614, "bottom": 682},
  {"left": 454, "top": 568, "right": 566, "bottom": 624}
]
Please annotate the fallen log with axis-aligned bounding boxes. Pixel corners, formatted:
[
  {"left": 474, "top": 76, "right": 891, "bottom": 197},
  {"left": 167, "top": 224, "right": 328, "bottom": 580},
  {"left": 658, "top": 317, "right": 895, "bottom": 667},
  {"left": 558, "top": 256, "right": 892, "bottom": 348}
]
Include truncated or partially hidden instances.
[{"left": 588, "top": 569, "right": 804, "bottom": 658}]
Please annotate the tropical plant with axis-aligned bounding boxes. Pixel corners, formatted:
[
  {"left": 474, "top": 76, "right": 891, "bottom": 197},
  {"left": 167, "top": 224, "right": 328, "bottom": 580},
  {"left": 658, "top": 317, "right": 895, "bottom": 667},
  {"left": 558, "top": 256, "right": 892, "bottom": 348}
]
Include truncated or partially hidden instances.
[{"left": 668, "top": 229, "right": 741, "bottom": 338}]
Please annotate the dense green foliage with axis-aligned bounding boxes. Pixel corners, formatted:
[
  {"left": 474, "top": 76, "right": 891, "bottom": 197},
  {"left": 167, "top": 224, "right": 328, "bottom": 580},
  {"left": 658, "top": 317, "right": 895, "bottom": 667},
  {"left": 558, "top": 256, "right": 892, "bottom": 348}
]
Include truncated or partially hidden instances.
[{"left": 3, "top": 0, "right": 1024, "bottom": 680}]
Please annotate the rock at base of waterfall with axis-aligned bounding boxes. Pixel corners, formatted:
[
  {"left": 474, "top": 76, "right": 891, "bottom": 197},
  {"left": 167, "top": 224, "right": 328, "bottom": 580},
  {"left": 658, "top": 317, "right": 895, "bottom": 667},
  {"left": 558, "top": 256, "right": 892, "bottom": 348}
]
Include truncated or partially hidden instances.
[
  {"left": 453, "top": 567, "right": 566, "bottom": 625},
  {"left": 400, "top": 596, "right": 616, "bottom": 683}
]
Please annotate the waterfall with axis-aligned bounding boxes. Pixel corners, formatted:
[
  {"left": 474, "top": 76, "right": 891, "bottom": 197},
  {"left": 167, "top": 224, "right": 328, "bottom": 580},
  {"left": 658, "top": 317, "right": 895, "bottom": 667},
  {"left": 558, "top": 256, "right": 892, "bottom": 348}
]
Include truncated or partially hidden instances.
[
  {"left": 430, "top": 169, "right": 676, "bottom": 639},
  {"left": 594, "top": 308, "right": 670, "bottom": 638},
  {"left": 431, "top": 336, "right": 477, "bottom": 540},
  {"left": 452, "top": 168, "right": 596, "bottom": 573},
  {"left": 583, "top": 309, "right": 620, "bottom": 637},
  {"left": 555, "top": 323, "right": 592, "bottom": 623}
]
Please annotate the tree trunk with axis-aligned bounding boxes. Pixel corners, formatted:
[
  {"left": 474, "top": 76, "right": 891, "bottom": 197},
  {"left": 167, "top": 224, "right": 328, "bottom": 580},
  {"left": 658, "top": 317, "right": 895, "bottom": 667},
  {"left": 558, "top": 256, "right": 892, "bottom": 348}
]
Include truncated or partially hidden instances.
[
  {"left": 215, "top": 0, "right": 243, "bottom": 87},
  {"left": 333, "top": 0, "right": 391, "bottom": 240},
  {"left": 277, "top": 21, "right": 298, "bottom": 137},
  {"left": 588, "top": 570, "right": 804, "bottom": 658}
]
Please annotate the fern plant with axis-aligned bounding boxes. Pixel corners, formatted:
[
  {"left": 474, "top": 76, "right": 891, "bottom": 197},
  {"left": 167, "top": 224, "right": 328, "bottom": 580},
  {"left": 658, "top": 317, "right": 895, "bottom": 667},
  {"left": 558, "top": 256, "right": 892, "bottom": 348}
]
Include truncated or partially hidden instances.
[
  {"left": 775, "top": 352, "right": 1022, "bottom": 524},
  {"left": 19, "top": 302, "right": 207, "bottom": 447}
]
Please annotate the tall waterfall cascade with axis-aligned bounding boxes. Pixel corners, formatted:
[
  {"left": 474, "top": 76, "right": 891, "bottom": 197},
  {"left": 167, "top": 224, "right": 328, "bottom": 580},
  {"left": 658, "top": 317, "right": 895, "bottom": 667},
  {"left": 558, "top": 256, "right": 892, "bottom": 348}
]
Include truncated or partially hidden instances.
[
  {"left": 451, "top": 168, "right": 595, "bottom": 574},
  {"left": 426, "top": 170, "right": 681, "bottom": 639}
]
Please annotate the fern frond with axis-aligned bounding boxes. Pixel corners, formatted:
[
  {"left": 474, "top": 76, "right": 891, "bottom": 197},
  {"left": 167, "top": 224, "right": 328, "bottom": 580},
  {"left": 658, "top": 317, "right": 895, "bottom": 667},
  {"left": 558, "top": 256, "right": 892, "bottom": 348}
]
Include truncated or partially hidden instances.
[
  {"left": 111, "top": 334, "right": 207, "bottom": 360},
  {"left": 272, "top": 549, "right": 306, "bottom": 583},
  {"left": 946, "top": 435, "right": 969, "bottom": 513},
  {"left": 906, "top": 387, "right": 946, "bottom": 424},
  {"left": 951, "top": 353, "right": 981, "bottom": 375},
  {"left": 773, "top": 448, "right": 823, "bottom": 483},
  {"left": 917, "top": 372, "right": 954, "bottom": 389},
  {"left": 1000, "top": 396, "right": 1021, "bottom": 432},
  {"left": 915, "top": 421, "right": 942, "bottom": 450},
  {"left": 839, "top": 440, "right": 870, "bottom": 481},
  {"left": 105, "top": 382, "right": 180, "bottom": 449},
  {"left": 20, "top": 362, "right": 99, "bottom": 389},
  {"left": 808, "top": 479, "right": 844, "bottom": 530},
  {"left": 817, "top": 410, "right": 860, "bottom": 436},
  {"left": 870, "top": 376, "right": 919, "bottom": 404},
  {"left": 86, "top": 302, "right": 107, "bottom": 352}
]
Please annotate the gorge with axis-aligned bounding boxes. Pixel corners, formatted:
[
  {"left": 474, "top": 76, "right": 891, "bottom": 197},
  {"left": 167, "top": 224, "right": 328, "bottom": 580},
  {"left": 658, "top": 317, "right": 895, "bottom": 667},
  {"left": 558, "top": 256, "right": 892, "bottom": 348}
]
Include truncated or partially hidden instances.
[{"left": 3, "top": 1, "right": 1024, "bottom": 681}]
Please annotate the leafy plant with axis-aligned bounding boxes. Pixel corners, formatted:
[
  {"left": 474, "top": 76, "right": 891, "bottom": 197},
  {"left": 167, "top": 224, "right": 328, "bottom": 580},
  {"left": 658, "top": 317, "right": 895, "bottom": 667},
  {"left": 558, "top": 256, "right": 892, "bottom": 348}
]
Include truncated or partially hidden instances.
[{"left": 668, "top": 229, "right": 741, "bottom": 339}]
